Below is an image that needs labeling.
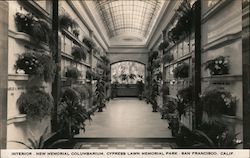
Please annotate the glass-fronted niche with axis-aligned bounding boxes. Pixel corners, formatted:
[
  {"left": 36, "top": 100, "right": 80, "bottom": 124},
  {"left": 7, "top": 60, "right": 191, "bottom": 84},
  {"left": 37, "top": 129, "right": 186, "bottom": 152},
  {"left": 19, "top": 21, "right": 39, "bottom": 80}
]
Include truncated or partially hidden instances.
[{"left": 111, "top": 61, "right": 145, "bottom": 84}]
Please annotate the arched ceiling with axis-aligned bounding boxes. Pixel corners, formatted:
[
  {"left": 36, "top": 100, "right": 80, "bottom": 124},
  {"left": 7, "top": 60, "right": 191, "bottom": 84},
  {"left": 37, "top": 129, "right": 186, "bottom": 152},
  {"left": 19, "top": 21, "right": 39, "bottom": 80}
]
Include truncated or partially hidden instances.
[{"left": 95, "top": 0, "right": 164, "bottom": 40}]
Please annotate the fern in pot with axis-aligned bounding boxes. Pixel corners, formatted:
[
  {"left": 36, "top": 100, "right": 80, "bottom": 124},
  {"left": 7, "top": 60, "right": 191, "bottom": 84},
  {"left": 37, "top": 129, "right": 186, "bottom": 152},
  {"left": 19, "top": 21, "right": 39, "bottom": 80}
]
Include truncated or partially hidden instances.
[
  {"left": 17, "top": 89, "right": 53, "bottom": 121},
  {"left": 201, "top": 88, "right": 236, "bottom": 123},
  {"left": 82, "top": 37, "right": 96, "bottom": 51},
  {"left": 59, "top": 14, "right": 78, "bottom": 30},
  {"left": 58, "top": 88, "right": 91, "bottom": 138}
]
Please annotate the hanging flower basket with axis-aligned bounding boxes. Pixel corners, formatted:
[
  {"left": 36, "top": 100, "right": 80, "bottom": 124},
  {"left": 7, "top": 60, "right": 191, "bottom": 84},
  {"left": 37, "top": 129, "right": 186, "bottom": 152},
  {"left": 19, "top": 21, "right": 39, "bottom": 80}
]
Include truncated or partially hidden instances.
[
  {"left": 173, "top": 63, "right": 189, "bottom": 78},
  {"left": 17, "top": 89, "right": 53, "bottom": 120},
  {"left": 59, "top": 14, "right": 78, "bottom": 30},
  {"left": 15, "top": 50, "right": 56, "bottom": 82},
  {"left": 15, "top": 12, "right": 52, "bottom": 44},
  {"left": 72, "top": 46, "right": 87, "bottom": 61},
  {"left": 162, "top": 53, "right": 174, "bottom": 64},
  {"left": 158, "top": 41, "right": 170, "bottom": 50},
  {"left": 65, "top": 67, "right": 81, "bottom": 80},
  {"left": 82, "top": 37, "right": 96, "bottom": 50},
  {"left": 201, "top": 88, "right": 236, "bottom": 117},
  {"left": 204, "top": 56, "right": 229, "bottom": 75}
]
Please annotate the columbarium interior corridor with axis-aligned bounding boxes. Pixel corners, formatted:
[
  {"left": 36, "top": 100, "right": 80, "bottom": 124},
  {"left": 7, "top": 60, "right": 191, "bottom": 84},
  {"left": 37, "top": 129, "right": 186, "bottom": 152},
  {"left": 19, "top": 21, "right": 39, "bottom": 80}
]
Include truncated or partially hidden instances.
[{"left": 0, "top": 0, "right": 250, "bottom": 149}]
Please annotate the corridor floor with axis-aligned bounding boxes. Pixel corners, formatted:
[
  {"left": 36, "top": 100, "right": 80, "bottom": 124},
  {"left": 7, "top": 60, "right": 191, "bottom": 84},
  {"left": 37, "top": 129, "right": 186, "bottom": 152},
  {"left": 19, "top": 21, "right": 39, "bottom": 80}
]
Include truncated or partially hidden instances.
[{"left": 75, "top": 98, "right": 172, "bottom": 138}]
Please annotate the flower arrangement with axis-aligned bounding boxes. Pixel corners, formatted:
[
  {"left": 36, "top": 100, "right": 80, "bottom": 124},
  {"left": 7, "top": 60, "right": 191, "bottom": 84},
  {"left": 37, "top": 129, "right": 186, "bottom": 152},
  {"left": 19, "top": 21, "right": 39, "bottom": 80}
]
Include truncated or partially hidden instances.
[
  {"left": 162, "top": 53, "right": 174, "bottom": 64},
  {"left": 158, "top": 41, "right": 170, "bottom": 50},
  {"left": 59, "top": 14, "right": 78, "bottom": 30},
  {"left": 168, "top": 0, "right": 194, "bottom": 43},
  {"left": 15, "top": 50, "right": 56, "bottom": 82},
  {"left": 72, "top": 46, "right": 87, "bottom": 61},
  {"left": 201, "top": 88, "right": 236, "bottom": 117},
  {"left": 15, "top": 12, "right": 51, "bottom": 43},
  {"left": 15, "top": 12, "right": 34, "bottom": 34},
  {"left": 173, "top": 63, "right": 189, "bottom": 78},
  {"left": 65, "top": 67, "right": 81, "bottom": 80},
  {"left": 82, "top": 37, "right": 96, "bottom": 50},
  {"left": 17, "top": 89, "right": 53, "bottom": 120},
  {"left": 204, "top": 56, "right": 229, "bottom": 75}
]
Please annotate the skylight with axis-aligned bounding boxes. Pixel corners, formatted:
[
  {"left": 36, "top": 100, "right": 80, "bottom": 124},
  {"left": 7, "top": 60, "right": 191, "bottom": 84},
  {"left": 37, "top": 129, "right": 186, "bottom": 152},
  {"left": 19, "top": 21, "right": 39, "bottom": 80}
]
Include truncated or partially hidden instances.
[{"left": 95, "top": 0, "right": 163, "bottom": 39}]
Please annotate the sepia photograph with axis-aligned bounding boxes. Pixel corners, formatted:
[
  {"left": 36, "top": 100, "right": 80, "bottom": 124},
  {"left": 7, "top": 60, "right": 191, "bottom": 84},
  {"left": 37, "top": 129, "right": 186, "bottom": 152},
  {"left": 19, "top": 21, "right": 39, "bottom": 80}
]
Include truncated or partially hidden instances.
[{"left": 0, "top": 0, "right": 250, "bottom": 157}]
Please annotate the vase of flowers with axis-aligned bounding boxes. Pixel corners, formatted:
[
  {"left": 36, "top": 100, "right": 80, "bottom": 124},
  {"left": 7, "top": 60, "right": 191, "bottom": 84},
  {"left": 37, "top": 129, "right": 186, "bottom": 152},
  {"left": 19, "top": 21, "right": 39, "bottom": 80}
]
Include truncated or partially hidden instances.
[{"left": 204, "top": 56, "right": 229, "bottom": 75}]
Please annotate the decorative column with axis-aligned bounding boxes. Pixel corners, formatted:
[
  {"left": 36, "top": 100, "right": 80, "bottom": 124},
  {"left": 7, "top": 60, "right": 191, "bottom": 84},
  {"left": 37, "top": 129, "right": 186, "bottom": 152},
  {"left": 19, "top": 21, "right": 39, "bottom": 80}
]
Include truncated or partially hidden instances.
[
  {"left": 193, "top": 0, "right": 202, "bottom": 129},
  {"left": 0, "top": 1, "right": 8, "bottom": 149},
  {"left": 242, "top": 0, "right": 250, "bottom": 149}
]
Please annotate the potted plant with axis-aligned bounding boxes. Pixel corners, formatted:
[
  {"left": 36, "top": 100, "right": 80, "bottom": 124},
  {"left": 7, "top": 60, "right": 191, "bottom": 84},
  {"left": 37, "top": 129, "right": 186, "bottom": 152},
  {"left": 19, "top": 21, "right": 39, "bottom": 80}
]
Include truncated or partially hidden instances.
[
  {"left": 72, "top": 46, "right": 87, "bottom": 61},
  {"left": 65, "top": 67, "right": 81, "bottom": 81},
  {"left": 15, "top": 12, "right": 52, "bottom": 44},
  {"left": 204, "top": 56, "right": 229, "bottom": 75},
  {"left": 201, "top": 88, "right": 236, "bottom": 119},
  {"left": 168, "top": 0, "right": 194, "bottom": 43},
  {"left": 82, "top": 37, "right": 96, "bottom": 50},
  {"left": 173, "top": 63, "right": 189, "bottom": 78},
  {"left": 17, "top": 89, "right": 53, "bottom": 121},
  {"left": 176, "top": 86, "right": 193, "bottom": 118},
  {"left": 58, "top": 88, "right": 90, "bottom": 138},
  {"left": 95, "top": 79, "right": 105, "bottom": 112},
  {"left": 15, "top": 50, "right": 56, "bottom": 82},
  {"left": 158, "top": 40, "right": 170, "bottom": 50},
  {"left": 162, "top": 53, "right": 174, "bottom": 64},
  {"left": 160, "top": 83, "right": 169, "bottom": 104},
  {"left": 59, "top": 14, "right": 78, "bottom": 30}
]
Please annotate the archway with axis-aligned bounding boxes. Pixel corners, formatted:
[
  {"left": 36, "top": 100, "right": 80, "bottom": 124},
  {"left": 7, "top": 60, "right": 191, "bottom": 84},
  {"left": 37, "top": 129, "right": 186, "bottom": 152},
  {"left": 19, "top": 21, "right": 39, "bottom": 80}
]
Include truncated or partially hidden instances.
[{"left": 110, "top": 61, "right": 145, "bottom": 97}]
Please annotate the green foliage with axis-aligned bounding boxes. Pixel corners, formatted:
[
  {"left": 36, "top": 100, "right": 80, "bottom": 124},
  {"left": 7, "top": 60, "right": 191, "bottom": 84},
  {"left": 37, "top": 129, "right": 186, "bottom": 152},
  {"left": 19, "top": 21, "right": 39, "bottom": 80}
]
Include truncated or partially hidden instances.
[
  {"left": 82, "top": 37, "right": 96, "bottom": 50},
  {"left": 95, "top": 79, "right": 106, "bottom": 112},
  {"left": 162, "top": 53, "right": 174, "bottom": 64},
  {"left": 17, "top": 89, "right": 53, "bottom": 120},
  {"left": 177, "top": 86, "right": 193, "bottom": 118},
  {"left": 100, "top": 55, "right": 110, "bottom": 65},
  {"left": 158, "top": 41, "right": 169, "bottom": 50},
  {"left": 72, "top": 46, "right": 87, "bottom": 61},
  {"left": 173, "top": 63, "right": 189, "bottom": 78},
  {"left": 59, "top": 14, "right": 78, "bottom": 30},
  {"left": 176, "top": 124, "right": 242, "bottom": 149},
  {"left": 15, "top": 50, "right": 56, "bottom": 82},
  {"left": 15, "top": 12, "right": 52, "bottom": 44},
  {"left": 65, "top": 67, "right": 81, "bottom": 80},
  {"left": 204, "top": 56, "right": 229, "bottom": 75},
  {"left": 58, "top": 88, "right": 91, "bottom": 136},
  {"left": 201, "top": 88, "right": 236, "bottom": 117},
  {"left": 168, "top": 0, "right": 194, "bottom": 43}
]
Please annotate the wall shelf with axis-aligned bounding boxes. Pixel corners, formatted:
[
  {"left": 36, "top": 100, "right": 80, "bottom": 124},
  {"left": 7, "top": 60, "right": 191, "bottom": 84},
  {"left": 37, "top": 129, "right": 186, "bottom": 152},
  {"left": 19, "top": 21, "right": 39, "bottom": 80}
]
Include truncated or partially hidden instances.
[
  {"left": 202, "top": 32, "right": 241, "bottom": 52},
  {"left": 164, "top": 53, "right": 192, "bottom": 67},
  {"left": 61, "top": 51, "right": 91, "bottom": 68},
  {"left": 201, "top": 74, "right": 242, "bottom": 82},
  {"left": 9, "top": 30, "right": 50, "bottom": 51},
  {"left": 62, "top": 29, "right": 90, "bottom": 52},
  {"left": 7, "top": 114, "right": 27, "bottom": 125},
  {"left": 8, "top": 74, "right": 29, "bottom": 81},
  {"left": 202, "top": 0, "right": 233, "bottom": 23}
]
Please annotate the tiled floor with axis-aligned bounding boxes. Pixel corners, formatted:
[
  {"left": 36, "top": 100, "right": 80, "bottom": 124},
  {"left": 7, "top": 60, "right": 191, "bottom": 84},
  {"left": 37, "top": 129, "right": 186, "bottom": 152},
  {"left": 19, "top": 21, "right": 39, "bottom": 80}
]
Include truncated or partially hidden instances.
[{"left": 75, "top": 98, "right": 172, "bottom": 138}]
